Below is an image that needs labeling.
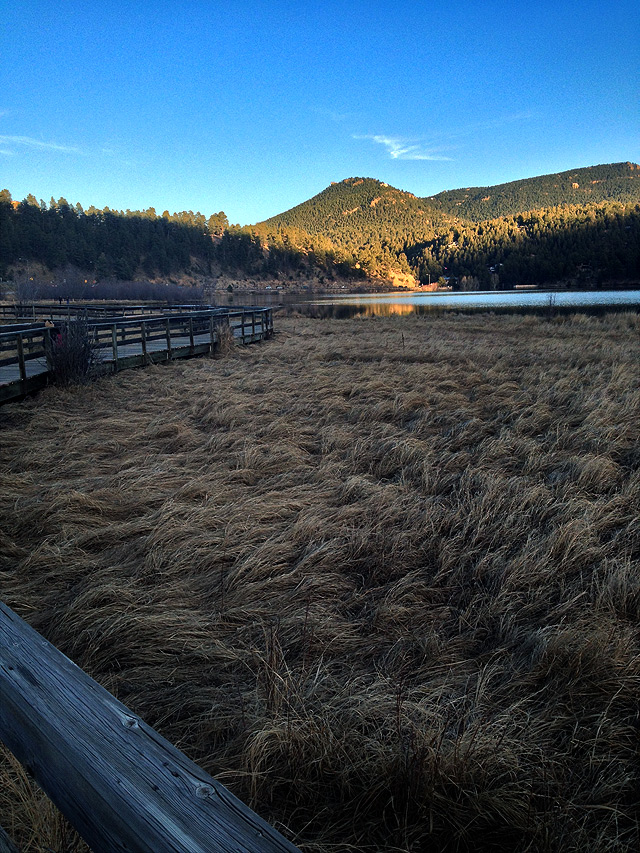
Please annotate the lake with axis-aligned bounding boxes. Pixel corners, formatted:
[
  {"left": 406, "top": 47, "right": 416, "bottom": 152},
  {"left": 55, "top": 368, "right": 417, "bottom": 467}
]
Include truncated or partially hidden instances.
[{"left": 302, "top": 289, "right": 640, "bottom": 317}]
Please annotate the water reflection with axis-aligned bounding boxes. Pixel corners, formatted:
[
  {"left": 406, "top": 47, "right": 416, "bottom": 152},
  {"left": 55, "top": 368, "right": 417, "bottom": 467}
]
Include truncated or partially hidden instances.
[
  {"left": 305, "top": 290, "right": 640, "bottom": 318},
  {"left": 221, "top": 288, "right": 640, "bottom": 317}
]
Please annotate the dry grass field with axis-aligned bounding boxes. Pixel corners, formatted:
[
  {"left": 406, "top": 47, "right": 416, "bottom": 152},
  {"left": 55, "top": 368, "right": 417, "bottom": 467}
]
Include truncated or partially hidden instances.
[{"left": 1, "top": 310, "right": 639, "bottom": 852}]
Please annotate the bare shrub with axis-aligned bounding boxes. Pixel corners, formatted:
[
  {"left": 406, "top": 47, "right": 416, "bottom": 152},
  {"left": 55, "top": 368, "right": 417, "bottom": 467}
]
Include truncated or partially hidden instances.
[
  {"left": 46, "top": 319, "right": 100, "bottom": 385},
  {"left": 215, "top": 321, "right": 235, "bottom": 355},
  {"left": 544, "top": 289, "right": 557, "bottom": 320}
]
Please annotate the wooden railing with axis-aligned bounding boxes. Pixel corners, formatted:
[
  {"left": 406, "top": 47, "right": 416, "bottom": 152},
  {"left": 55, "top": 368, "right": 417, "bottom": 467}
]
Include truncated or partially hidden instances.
[
  {"left": 0, "top": 601, "right": 300, "bottom": 853},
  {"left": 0, "top": 307, "right": 274, "bottom": 404},
  {"left": 0, "top": 302, "right": 209, "bottom": 321}
]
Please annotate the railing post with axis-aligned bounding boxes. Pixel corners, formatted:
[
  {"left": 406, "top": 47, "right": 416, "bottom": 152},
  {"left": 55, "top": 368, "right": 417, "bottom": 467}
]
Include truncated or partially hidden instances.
[
  {"left": 189, "top": 317, "right": 195, "bottom": 351},
  {"left": 209, "top": 315, "right": 216, "bottom": 355},
  {"left": 165, "top": 319, "right": 172, "bottom": 360},
  {"left": 16, "top": 334, "right": 26, "bottom": 384},
  {"left": 111, "top": 324, "right": 118, "bottom": 370},
  {"left": 141, "top": 321, "right": 147, "bottom": 364}
]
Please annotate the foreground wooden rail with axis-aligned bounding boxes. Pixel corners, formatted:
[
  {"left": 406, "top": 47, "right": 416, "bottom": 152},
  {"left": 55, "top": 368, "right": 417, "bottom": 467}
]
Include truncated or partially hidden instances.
[
  {"left": 0, "top": 601, "right": 300, "bottom": 853},
  {"left": 0, "top": 306, "right": 274, "bottom": 403}
]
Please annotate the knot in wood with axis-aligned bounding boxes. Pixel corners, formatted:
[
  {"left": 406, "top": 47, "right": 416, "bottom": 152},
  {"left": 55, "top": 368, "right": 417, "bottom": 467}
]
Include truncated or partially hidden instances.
[
  {"left": 122, "top": 715, "right": 139, "bottom": 729},
  {"left": 195, "top": 784, "right": 215, "bottom": 799}
]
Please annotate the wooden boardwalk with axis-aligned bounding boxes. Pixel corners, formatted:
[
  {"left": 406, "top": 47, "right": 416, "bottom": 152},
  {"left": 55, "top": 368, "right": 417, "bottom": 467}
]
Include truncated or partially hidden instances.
[{"left": 0, "top": 306, "right": 273, "bottom": 403}]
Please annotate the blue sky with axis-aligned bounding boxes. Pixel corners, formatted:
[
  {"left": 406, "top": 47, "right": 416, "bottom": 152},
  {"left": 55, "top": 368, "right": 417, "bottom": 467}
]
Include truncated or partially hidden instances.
[{"left": 1, "top": 0, "right": 638, "bottom": 224}]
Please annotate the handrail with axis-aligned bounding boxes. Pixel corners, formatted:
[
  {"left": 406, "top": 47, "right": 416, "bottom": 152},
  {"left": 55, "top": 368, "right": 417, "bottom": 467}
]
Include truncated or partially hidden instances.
[
  {"left": 0, "top": 302, "right": 257, "bottom": 321},
  {"left": 0, "top": 601, "right": 300, "bottom": 853}
]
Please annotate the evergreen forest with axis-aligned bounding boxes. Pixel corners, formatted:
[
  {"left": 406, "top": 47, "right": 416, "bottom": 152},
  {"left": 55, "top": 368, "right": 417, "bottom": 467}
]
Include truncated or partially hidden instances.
[{"left": 1, "top": 161, "right": 639, "bottom": 293}]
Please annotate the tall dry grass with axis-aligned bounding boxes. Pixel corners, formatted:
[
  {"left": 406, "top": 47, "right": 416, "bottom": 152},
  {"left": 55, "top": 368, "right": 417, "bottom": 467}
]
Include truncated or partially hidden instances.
[{"left": 0, "top": 310, "right": 639, "bottom": 852}]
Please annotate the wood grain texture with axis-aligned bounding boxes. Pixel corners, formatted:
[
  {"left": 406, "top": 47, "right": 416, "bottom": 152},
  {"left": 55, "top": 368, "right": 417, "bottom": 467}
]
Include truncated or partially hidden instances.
[
  {"left": 0, "top": 601, "right": 300, "bottom": 853},
  {"left": 0, "top": 825, "right": 20, "bottom": 853}
]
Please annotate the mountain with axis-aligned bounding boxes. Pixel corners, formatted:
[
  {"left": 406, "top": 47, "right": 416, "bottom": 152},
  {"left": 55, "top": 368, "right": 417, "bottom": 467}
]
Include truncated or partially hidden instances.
[
  {"left": 255, "top": 177, "right": 458, "bottom": 281},
  {"left": 258, "top": 177, "right": 455, "bottom": 238},
  {"left": 424, "top": 162, "right": 640, "bottom": 221},
  {"left": 255, "top": 164, "right": 640, "bottom": 287},
  {"left": 2, "top": 163, "right": 639, "bottom": 294}
]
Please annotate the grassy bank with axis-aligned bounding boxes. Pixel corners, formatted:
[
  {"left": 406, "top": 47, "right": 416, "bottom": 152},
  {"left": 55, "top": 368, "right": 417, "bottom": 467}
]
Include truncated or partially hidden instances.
[{"left": 1, "top": 311, "right": 639, "bottom": 852}]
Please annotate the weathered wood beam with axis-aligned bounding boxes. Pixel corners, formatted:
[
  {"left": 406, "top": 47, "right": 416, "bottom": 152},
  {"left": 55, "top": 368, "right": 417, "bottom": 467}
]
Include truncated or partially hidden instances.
[
  {"left": 0, "top": 825, "right": 20, "bottom": 853},
  {"left": 0, "top": 601, "right": 300, "bottom": 853}
]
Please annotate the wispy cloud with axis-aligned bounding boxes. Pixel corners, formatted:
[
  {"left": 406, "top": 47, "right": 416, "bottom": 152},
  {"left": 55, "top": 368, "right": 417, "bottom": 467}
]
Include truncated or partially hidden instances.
[
  {"left": 0, "top": 135, "right": 81, "bottom": 154},
  {"left": 0, "top": 148, "right": 15, "bottom": 156},
  {"left": 313, "top": 106, "right": 359, "bottom": 124},
  {"left": 353, "top": 113, "right": 535, "bottom": 162},
  {"left": 354, "top": 134, "right": 452, "bottom": 161},
  {"left": 470, "top": 111, "right": 535, "bottom": 133},
  {"left": 422, "top": 111, "right": 536, "bottom": 145}
]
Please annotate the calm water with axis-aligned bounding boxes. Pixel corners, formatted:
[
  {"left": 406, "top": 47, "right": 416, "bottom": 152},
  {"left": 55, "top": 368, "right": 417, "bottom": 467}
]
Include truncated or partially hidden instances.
[
  {"left": 223, "top": 288, "right": 640, "bottom": 316},
  {"left": 308, "top": 289, "right": 640, "bottom": 317}
]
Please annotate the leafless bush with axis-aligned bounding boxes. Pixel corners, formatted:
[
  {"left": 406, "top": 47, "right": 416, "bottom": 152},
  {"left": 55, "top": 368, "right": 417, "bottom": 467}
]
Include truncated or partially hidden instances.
[
  {"left": 46, "top": 319, "right": 100, "bottom": 385},
  {"left": 544, "top": 289, "right": 558, "bottom": 320},
  {"left": 215, "top": 321, "right": 235, "bottom": 355}
]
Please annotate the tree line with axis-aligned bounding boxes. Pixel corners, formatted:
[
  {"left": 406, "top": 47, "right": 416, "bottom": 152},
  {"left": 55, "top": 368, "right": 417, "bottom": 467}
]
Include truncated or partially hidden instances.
[
  {"left": 408, "top": 202, "right": 640, "bottom": 288},
  {"left": 2, "top": 174, "right": 639, "bottom": 292},
  {"left": 0, "top": 191, "right": 224, "bottom": 280},
  {"left": 0, "top": 191, "right": 366, "bottom": 289}
]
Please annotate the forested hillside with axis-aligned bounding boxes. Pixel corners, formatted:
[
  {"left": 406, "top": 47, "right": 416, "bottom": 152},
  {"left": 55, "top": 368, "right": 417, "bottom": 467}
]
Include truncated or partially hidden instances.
[
  {"left": 256, "top": 177, "right": 456, "bottom": 279},
  {"left": 2, "top": 162, "right": 639, "bottom": 292},
  {"left": 0, "top": 192, "right": 336, "bottom": 287},
  {"left": 409, "top": 202, "right": 640, "bottom": 288},
  {"left": 260, "top": 169, "right": 640, "bottom": 287},
  {"left": 426, "top": 162, "right": 640, "bottom": 221}
]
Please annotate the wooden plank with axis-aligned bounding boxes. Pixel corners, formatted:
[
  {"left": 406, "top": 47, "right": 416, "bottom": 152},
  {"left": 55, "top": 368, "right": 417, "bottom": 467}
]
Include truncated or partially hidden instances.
[
  {"left": 0, "top": 824, "right": 20, "bottom": 853},
  {"left": 112, "top": 343, "right": 212, "bottom": 372},
  {"left": 0, "top": 355, "right": 23, "bottom": 369},
  {"left": 0, "top": 601, "right": 300, "bottom": 853},
  {"left": 0, "top": 372, "right": 51, "bottom": 404}
]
